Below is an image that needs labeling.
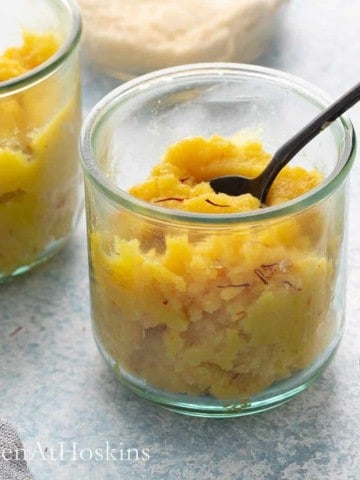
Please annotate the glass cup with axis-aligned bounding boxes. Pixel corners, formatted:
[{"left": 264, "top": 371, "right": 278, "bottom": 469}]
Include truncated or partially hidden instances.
[
  {"left": 80, "top": 64, "right": 356, "bottom": 417},
  {"left": 0, "top": 0, "right": 82, "bottom": 281}
]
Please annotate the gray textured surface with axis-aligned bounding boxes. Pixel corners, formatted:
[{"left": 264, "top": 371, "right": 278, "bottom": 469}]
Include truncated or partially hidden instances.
[
  {"left": 1, "top": 0, "right": 360, "bottom": 478},
  {"left": 0, "top": 419, "right": 33, "bottom": 480}
]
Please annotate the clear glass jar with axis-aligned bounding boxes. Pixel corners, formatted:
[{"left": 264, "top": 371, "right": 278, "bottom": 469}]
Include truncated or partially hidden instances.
[
  {"left": 0, "top": 0, "right": 82, "bottom": 281},
  {"left": 80, "top": 64, "right": 356, "bottom": 417}
]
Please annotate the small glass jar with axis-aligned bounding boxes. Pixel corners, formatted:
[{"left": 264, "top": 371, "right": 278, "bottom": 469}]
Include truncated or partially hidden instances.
[
  {"left": 80, "top": 64, "right": 356, "bottom": 417},
  {"left": 0, "top": 0, "right": 82, "bottom": 281}
]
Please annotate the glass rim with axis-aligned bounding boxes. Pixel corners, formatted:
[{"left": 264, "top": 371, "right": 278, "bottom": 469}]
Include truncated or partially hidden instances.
[
  {"left": 80, "top": 63, "right": 356, "bottom": 225},
  {"left": 0, "top": 0, "right": 82, "bottom": 94}
]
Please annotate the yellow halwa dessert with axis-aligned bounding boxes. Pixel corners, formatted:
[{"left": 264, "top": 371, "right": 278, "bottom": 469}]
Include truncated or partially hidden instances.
[
  {"left": 0, "top": 31, "right": 59, "bottom": 81},
  {"left": 90, "top": 135, "right": 337, "bottom": 400},
  {"left": 0, "top": 32, "right": 81, "bottom": 276}
]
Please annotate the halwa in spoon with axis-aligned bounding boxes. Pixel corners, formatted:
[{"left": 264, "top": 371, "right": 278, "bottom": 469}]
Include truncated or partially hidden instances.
[{"left": 210, "top": 82, "right": 360, "bottom": 203}]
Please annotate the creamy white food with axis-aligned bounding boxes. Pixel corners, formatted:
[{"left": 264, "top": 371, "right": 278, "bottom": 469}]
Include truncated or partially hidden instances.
[{"left": 78, "top": 0, "right": 286, "bottom": 78}]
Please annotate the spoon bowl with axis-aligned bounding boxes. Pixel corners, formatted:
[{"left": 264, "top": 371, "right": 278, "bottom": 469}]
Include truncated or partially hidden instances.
[{"left": 210, "top": 82, "right": 360, "bottom": 203}]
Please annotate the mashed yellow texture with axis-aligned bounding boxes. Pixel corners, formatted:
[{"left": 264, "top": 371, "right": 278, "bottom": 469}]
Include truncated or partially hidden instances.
[
  {"left": 129, "top": 135, "right": 323, "bottom": 212},
  {"left": 0, "top": 31, "right": 81, "bottom": 275},
  {"left": 0, "top": 31, "right": 59, "bottom": 81},
  {"left": 91, "top": 135, "right": 335, "bottom": 400}
]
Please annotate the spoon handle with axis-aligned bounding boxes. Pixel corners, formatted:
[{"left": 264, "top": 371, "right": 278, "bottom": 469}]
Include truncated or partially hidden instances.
[{"left": 260, "top": 82, "right": 360, "bottom": 198}]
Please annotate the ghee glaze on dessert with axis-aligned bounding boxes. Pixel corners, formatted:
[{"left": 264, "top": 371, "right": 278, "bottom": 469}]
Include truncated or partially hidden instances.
[
  {"left": 0, "top": 30, "right": 81, "bottom": 276},
  {"left": 89, "top": 134, "right": 336, "bottom": 400}
]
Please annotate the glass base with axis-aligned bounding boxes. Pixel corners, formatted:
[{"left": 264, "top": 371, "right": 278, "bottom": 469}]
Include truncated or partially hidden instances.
[
  {"left": 94, "top": 331, "right": 342, "bottom": 418},
  {"left": 0, "top": 235, "right": 70, "bottom": 283}
]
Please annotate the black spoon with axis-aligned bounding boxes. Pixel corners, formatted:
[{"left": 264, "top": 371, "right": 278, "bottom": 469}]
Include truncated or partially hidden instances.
[{"left": 210, "top": 82, "right": 360, "bottom": 203}]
